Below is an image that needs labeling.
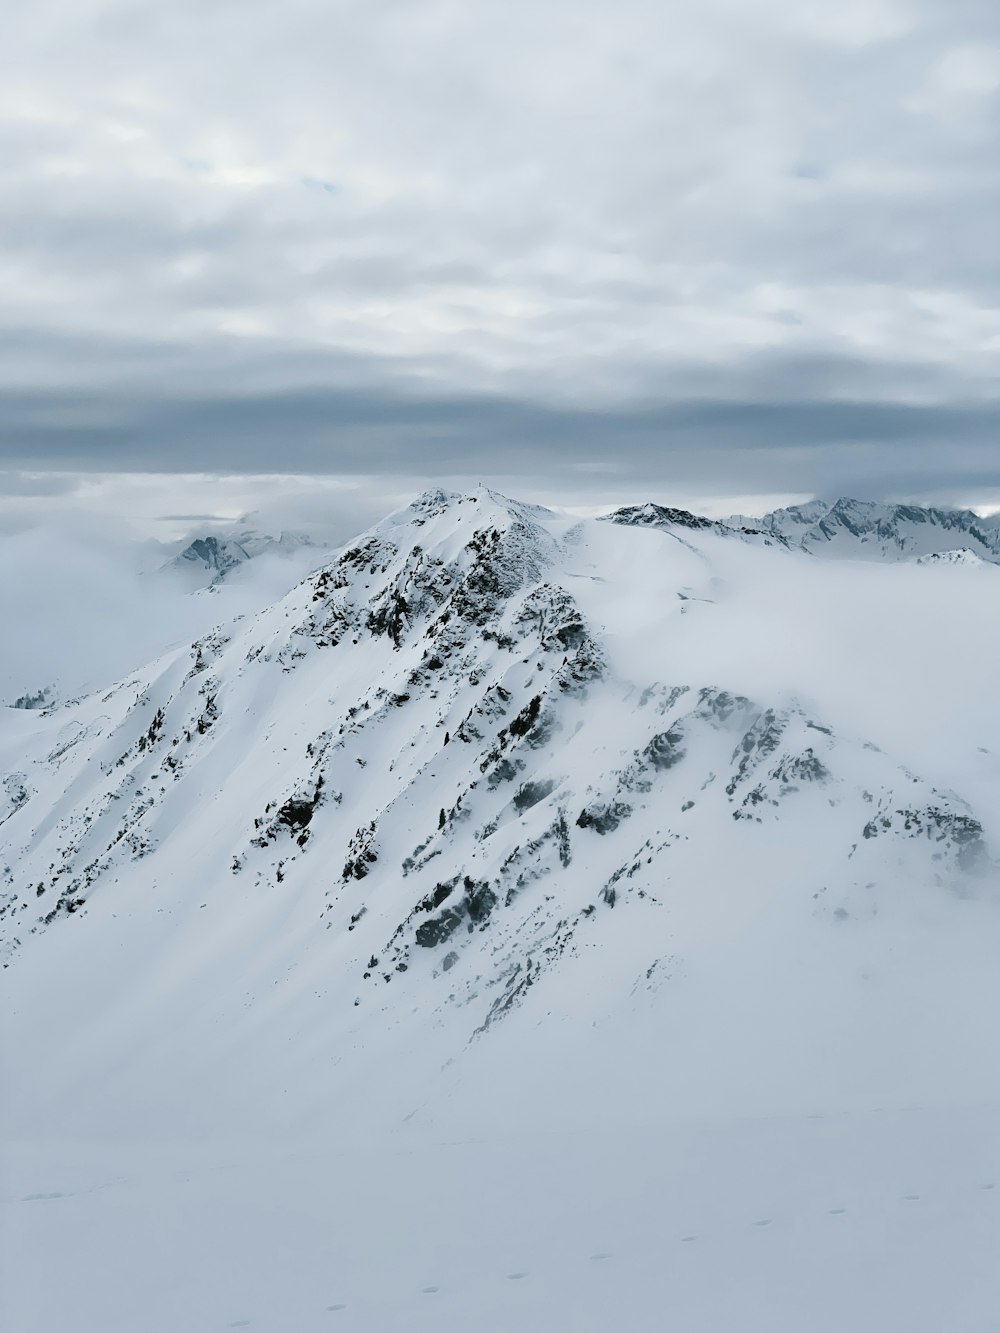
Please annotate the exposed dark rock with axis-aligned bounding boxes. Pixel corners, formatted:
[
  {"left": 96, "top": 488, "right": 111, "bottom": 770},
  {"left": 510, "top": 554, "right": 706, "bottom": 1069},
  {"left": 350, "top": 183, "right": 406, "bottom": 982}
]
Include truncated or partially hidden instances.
[
  {"left": 508, "top": 695, "right": 542, "bottom": 738},
  {"left": 414, "top": 877, "right": 497, "bottom": 948},
  {"left": 415, "top": 905, "right": 466, "bottom": 948},
  {"left": 277, "top": 798, "right": 316, "bottom": 831},
  {"left": 487, "top": 757, "right": 524, "bottom": 788},
  {"left": 513, "top": 779, "right": 556, "bottom": 812},
  {"left": 644, "top": 726, "right": 686, "bottom": 770},
  {"left": 576, "top": 801, "right": 633, "bottom": 835}
]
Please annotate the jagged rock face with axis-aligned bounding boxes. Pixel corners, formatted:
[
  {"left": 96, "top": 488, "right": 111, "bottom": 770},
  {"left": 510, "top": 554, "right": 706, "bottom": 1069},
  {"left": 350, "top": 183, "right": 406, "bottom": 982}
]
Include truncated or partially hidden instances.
[
  {"left": 0, "top": 489, "right": 993, "bottom": 1045},
  {"left": 733, "top": 498, "right": 1000, "bottom": 565}
]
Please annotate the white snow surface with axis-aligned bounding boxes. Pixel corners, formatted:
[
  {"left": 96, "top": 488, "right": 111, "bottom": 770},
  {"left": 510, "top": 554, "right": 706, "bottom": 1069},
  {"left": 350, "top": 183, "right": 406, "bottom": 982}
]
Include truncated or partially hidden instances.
[{"left": 2, "top": 488, "right": 999, "bottom": 1332}]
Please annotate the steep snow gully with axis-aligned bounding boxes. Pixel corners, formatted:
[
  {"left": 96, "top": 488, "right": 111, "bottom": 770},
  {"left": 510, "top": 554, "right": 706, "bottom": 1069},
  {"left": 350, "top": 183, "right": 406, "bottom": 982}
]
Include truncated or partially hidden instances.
[{"left": 3, "top": 489, "right": 999, "bottom": 1333}]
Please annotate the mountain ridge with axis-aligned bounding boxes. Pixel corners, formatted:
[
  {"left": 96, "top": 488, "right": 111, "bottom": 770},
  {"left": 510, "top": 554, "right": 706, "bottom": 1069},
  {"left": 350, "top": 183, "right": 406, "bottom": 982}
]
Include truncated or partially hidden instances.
[{"left": 2, "top": 488, "right": 992, "bottom": 1053}]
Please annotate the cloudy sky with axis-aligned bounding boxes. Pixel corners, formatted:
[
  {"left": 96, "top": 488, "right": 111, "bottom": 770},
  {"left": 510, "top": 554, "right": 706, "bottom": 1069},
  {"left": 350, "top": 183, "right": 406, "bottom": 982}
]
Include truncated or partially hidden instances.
[{"left": 2, "top": 0, "right": 998, "bottom": 522}]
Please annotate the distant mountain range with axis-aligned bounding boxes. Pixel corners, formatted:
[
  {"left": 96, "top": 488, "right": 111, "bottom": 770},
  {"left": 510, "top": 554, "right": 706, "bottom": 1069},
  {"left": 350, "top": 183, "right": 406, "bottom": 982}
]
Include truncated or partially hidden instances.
[{"left": 727, "top": 497, "right": 1000, "bottom": 564}]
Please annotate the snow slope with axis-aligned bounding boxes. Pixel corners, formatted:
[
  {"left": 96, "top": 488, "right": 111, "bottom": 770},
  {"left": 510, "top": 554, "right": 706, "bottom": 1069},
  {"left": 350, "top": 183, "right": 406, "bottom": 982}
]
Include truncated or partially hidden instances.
[{"left": 2, "top": 488, "right": 999, "bottom": 1332}]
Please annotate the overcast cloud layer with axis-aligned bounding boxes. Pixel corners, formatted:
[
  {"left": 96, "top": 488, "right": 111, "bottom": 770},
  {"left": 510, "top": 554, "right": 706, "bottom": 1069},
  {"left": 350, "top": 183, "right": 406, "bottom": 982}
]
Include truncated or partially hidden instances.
[{"left": 2, "top": 0, "right": 998, "bottom": 502}]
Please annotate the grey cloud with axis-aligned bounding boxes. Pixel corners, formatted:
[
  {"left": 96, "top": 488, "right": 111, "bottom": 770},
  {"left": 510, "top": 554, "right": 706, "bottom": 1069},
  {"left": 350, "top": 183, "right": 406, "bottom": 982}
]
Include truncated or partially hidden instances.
[
  {"left": 0, "top": 371, "right": 995, "bottom": 502},
  {"left": 156, "top": 513, "right": 233, "bottom": 522},
  {"left": 0, "top": 471, "right": 80, "bottom": 497},
  {"left": 0, "top": 0, "right": 997, "bottom": 503}
]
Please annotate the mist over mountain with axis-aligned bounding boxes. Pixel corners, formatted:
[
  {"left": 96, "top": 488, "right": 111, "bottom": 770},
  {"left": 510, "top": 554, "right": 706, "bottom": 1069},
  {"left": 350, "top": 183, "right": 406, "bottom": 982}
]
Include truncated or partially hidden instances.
[{"left": 0, "top": 511, "right": 344, "bottom": 708}]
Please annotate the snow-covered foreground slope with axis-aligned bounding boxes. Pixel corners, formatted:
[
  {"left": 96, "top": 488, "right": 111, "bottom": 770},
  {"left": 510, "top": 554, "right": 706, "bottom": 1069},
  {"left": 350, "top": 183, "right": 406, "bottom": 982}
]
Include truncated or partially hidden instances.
[
  {"left": 7, "top": 1106, "right": 998, "bottom": 1332},
  {"left": 3, "top": 489, "right": 999, "bottom": 1332}
]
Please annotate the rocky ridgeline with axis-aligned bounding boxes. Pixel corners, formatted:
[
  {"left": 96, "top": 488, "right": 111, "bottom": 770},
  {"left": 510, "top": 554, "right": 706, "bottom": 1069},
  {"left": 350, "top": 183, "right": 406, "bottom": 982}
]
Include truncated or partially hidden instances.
[
  {"left": 605, "top": 502, "right": 790, "bottom": 550},
  {"left": 0, "top": 489, "right": 991, "bottom": 1036}
]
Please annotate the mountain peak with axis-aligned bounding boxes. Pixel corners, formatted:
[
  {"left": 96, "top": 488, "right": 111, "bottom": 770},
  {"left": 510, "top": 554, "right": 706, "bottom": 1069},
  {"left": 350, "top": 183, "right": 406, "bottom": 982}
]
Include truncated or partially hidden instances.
[{"left": 392, "top": 485, "right": 553, "bottom": 525}]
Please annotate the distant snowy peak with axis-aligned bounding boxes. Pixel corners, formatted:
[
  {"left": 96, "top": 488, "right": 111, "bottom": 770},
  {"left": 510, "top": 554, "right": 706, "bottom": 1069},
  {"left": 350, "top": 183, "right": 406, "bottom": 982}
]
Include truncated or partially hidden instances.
[
  {"left": 736, "top": 498, "right": 1000, "bottom": 565},
  {"left": 172, "top": 535, "right": 250, "bottom": 578},
  {"left": 167, "top": 529, "right": 317, "bottom": 584},
  {"left": 606, "top": 502, "right": 716, "bottom": 532},
  {"left": 604, "top": 502, "right": 789, "bottom": 549}
]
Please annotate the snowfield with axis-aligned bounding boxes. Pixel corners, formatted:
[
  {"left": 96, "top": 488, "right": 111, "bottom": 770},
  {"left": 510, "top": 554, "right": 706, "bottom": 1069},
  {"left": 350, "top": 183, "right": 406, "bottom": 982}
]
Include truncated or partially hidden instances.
[{"left": 2, "top": 489, "right": 999, "bottom": 1332}]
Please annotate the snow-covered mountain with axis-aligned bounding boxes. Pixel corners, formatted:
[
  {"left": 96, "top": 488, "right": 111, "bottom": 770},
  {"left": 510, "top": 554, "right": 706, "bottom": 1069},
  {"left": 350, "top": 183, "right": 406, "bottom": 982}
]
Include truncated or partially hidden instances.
[
  {"left": 4, "top": 487, "right": 999, "bottom": 1333},
  {"left": 732, "top": 496, "right": 1000, "bottom": 564},
  {"left": 3, "top": 487, "right": 990, "bottom": 997}
]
